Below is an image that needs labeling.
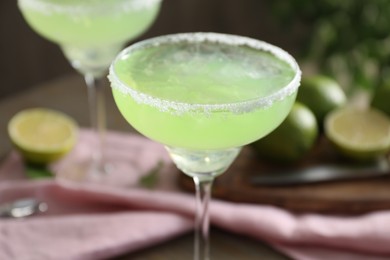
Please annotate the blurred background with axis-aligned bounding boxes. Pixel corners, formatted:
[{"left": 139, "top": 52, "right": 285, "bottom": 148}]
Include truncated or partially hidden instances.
[{"left": 1, "top": 0, "right": 389, "bottom": 99}]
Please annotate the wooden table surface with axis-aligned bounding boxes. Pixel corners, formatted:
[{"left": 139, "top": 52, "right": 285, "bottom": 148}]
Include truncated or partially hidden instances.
[{"left": 0, "top": 74, "right": 290, "bottom": 260}]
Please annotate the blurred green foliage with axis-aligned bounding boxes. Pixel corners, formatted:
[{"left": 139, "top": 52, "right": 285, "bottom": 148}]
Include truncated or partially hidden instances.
[{"left": 267, "top": 0, "right": 390, "bottom": 94}]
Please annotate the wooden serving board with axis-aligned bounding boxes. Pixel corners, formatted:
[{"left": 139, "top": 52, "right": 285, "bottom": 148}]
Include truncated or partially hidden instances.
[{"left": 178, "top": 137, "right": 390, "bottom": 215}]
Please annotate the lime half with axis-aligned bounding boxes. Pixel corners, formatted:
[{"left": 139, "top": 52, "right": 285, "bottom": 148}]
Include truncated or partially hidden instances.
[
  {"left": 8, "top": 108, "right": 78, "bottom": 164},
  {"left": 325, "top": 106, "right": 390, "bottom": 161}
]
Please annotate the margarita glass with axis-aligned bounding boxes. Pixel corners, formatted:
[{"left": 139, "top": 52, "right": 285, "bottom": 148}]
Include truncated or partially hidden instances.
[
  {"left": 17, "top": 0, "right": 162, "bottom": 178},
  {"left": 109, "top": 33, "right": 301, "bottom": 259}
]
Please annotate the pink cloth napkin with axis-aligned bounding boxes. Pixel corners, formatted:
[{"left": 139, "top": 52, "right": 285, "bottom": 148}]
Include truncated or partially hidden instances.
[{"left": 1, "top": 129, "right": 390, "bottom": 260}]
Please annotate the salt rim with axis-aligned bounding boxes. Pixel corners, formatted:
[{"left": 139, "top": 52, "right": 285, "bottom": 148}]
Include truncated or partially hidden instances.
[
  {"left": 18, "top": 0, "right": 161, "bottom": 15},
  {"left": 108, "top": 32, "right": 302, "bottom": 115}
]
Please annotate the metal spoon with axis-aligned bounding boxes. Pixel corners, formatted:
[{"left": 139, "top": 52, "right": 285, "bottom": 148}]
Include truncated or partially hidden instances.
[{"left": 0, "top": 198, "right": 48, "bottom": 218}]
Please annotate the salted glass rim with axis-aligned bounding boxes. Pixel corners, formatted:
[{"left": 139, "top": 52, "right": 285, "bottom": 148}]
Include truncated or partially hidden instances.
[
  {"left": 17, "top": 0, "right": 162, "bottom": 14},
  {"left": 108, "top": 32, "right": 302, "bottom": 115}
]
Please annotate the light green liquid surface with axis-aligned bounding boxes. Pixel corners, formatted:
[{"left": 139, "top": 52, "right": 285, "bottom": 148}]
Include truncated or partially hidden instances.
[
  {"left": 112, "top": 38, "right": 298, "bottom": 150},
  {"left": 18, "top": 0, "right": 161, "bottom": 75},
  {"left": 18, "top": 0, "right": 161, "bottom": 48}
]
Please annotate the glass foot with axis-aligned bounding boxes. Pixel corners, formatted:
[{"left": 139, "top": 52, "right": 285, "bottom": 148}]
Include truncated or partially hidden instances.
[
  {"left": 54, "top": 160, "right": 111, "bottom": 182},
  {"left": 51, "top": 159, "right": 143, "bottom": 188}
]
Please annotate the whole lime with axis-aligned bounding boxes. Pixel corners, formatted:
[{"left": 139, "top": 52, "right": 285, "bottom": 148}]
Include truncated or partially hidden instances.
[
  {"left": 325, "top": 106, "right": 390, "bottom": 161},
  {"left": 297, "top": 74, "right": 346, "bottom": 125},
  {"left": 252, "top": 102, "right": 319, "bottom": 163},
  {"left": 8, "top": 108, "right": 78, "bottom": 164},
  {"left": 371, "top": 82, "right": 390, "bottom": 117}
]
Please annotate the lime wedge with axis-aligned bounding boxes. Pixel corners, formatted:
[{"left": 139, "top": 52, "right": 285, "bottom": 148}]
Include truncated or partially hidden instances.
[
  {"left": 8, "top": 108, "right": 78, "bottom": 164},
  {"left": 325, "top": 106, "right": 390, "bottom": 161}
]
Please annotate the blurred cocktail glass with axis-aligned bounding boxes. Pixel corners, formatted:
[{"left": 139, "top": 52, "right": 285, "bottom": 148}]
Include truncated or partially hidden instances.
[{"left": 18, "top": 0, "right": 162, "bottom": 179}]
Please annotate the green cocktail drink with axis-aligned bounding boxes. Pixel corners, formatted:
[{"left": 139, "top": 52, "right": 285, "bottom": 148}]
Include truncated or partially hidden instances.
[
  {"left": 18, "top": 0, "right": 161, "bottom": 75},
  {"left": 111, "top": 38, "right": 297, "bottom": 150},
  {"left": 18, "top": 0, "right": 162, "bottom": 179},
  {"left": 18, "top": 0, "right": 160, "bottom": 47},
  {"left": 109, "top": 33, "right": 301, "bottom": 260}
]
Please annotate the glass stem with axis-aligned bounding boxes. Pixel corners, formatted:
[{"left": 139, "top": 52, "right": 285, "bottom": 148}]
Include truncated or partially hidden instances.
[
  {"left": 84, "top": 74, "right": 106, "bottom": 174},
  {"left": 193, "top": 176, "right": 214, "bottom": 260}
]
